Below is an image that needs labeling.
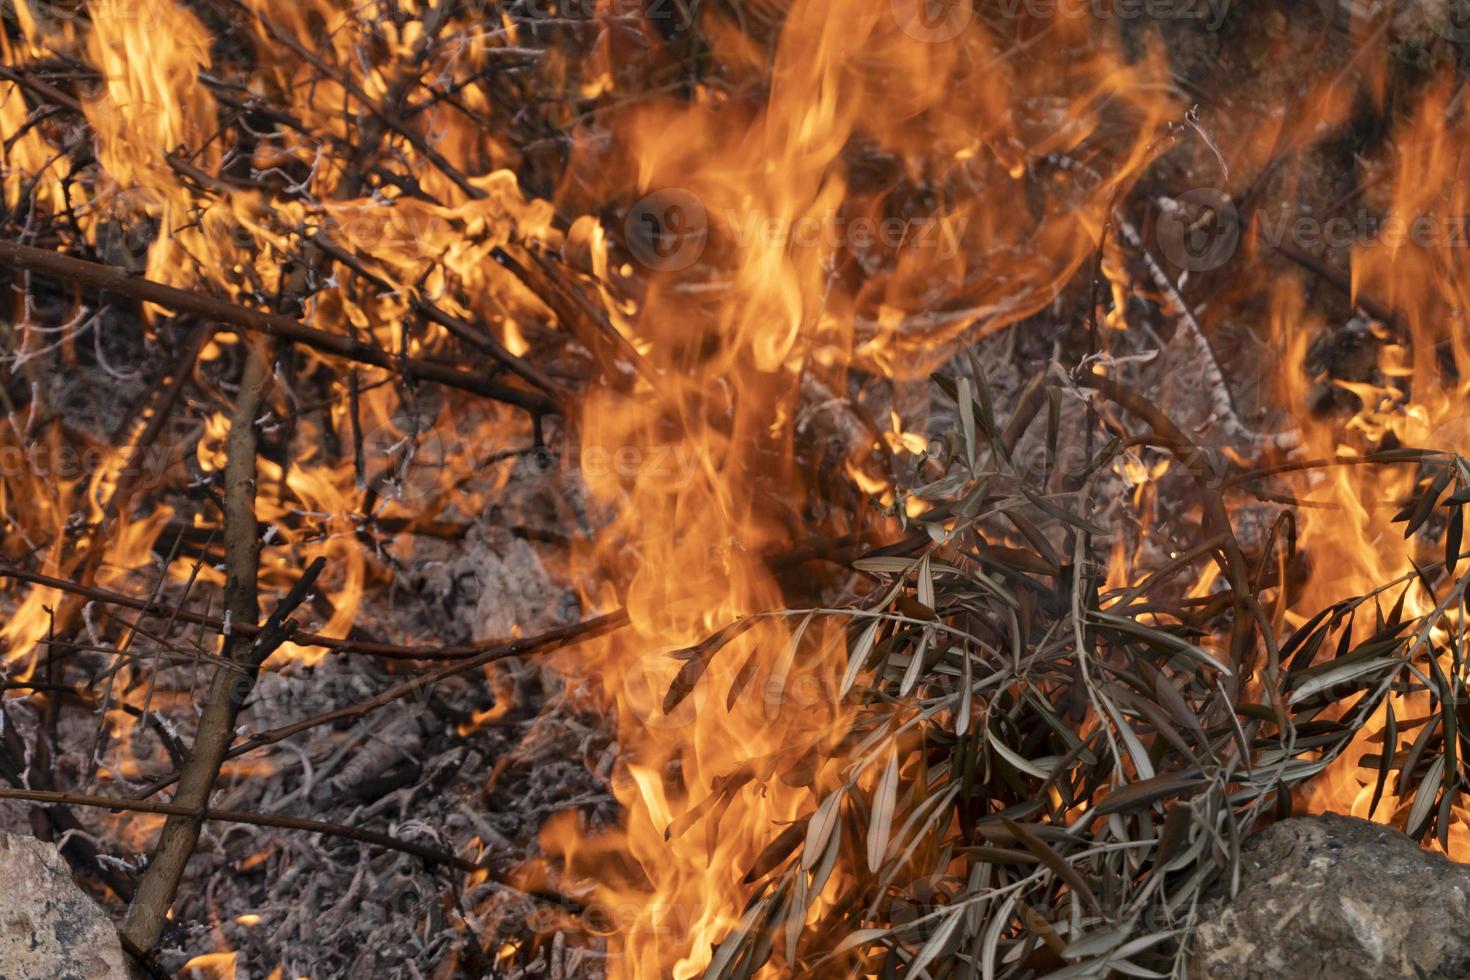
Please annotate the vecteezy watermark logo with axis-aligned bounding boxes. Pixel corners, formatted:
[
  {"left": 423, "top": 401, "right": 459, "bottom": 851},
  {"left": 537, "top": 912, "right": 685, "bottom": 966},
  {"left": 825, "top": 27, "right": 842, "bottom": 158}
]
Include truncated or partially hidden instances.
[
  {"left": 624, "top": 189, "right": 709, "bottom": 273},
  {"left": 892, "top": 0, "right": 974, "bottom": 42},
  {"left": 619, "top": 650, "right": 704, "bottom": 732},
  {"left": 895, "top": 0, "right": 1231, "bottom": 37},
  {"left": 360, "top": 415, "right": 453, "bottom": 503},
  {"left": 617, "top": 648, "right": 830, "bottom": 732},
  {"left": 96, "top": 217, "right": 155, "bottom": 272},
  {"left": 1253, "top": 208, "right": 1470, "bottom": 253},
  {"left": 1155, "top": 188, "right": 1240, "bottom": 272},
  {"left": 721, "top": 210, "right": 968, "bottom": 259},
  {"left": 1428, "top": 414, "right": 1470, "bottom": 456},
  {"left": 356, "top": 406, "right": 706, "bottom": 503},
  {"left": 1438, "top": 0, "right": 1470, "bottom": 43},
  {"left": 515, "top": 0, "right": 696, "bottom": 28},
  {"left": 1015, "top": 0, "right": 1231, "bottom": 28}
]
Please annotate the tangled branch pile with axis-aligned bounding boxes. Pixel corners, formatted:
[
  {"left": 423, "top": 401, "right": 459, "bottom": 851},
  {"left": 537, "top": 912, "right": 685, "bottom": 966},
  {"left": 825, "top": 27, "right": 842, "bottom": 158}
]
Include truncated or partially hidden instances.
[
  {"left": 0, "top": 0, "right": 1469, "bottom": 976},
  {"left": 709, "top": 364, "right": 1470, "bottom": 975}
]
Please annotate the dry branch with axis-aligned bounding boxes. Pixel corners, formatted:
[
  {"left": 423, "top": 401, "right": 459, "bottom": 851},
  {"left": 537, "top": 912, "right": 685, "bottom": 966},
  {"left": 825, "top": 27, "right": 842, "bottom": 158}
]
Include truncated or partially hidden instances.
[
  {"left": 0, "top": 563, "right": 621, "bottom": 660},
  {"left": 50, "top": 324, "right": 214, "bottom": 642},
  {"left": 0, "top": 241, "right": 556, "bottom": 414},
  {"left": 0, "top": 787, "right": 486, "bottom": 873},
  {"left": 129, "top": 608, "right": 630, "bottom": 799},
  {"left": 492, "top": 245, "right": 657, "bottom": 385},
  {"left": 206, "top": 0, "right": 484, "bottom": 201},
  {"left": 1084, "top": 371, "right": 1282, "bottom": 687},
  {"left": 1266, "top": 233, "right": 1404, "bottom": 330},
  {"left": 120, "top": 348, "right": 300, "bottom": 954},
  {"left": 0, "top": 703, "right": 139, "bottom": 902}
]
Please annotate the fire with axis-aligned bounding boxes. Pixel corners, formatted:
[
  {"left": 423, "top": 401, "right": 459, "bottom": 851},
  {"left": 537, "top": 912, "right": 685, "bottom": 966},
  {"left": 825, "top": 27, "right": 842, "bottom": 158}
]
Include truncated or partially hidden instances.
[
  {"left": 2, "top": 0, "right": 1181, "bottom": 971},
  {"left": 4, "top": 0, "right": 1470, "bottom": 972},
  {"left": 1261, "top": 74, "right": 1470, "bottom": 851},
  {"left": 180, "top": 950, "right": 237, "bottom": 979},
  {"left": 543, "top": 3, "right": 1178, "bottom": 976}
]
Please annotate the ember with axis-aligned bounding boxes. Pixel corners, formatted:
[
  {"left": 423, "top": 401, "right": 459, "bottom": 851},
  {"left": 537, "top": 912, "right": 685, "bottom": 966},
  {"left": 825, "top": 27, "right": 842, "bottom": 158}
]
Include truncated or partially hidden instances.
[{"left": 0, "top": 0, "right": 1467, "bottom": 977}]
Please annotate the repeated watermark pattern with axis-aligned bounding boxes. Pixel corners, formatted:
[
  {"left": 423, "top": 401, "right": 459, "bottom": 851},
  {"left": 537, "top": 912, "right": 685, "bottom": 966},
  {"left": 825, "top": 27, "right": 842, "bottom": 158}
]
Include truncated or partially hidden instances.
[
  {"left": 891, "top": 0, "right": 1232, "bottom": 43},
  {"left": 1154, "top": 188, "right": 1240, "bottom": 272},
  {"left": 1154, "top": 186, "right": 1470, "bottom": 274},
  {"left": 622, "top": 188, "right": 968, "bottom": 273},
  {"left": 624, "top": 189, "right": 709, "bottom": 272}
]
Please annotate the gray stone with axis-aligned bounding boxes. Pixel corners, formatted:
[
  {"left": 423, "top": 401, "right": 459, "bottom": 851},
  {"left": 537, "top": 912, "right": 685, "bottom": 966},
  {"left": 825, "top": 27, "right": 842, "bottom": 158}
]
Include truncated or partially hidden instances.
[
  {"left": 1192, "top": 813, "right": 1470, "bottom": 979},
  {"left": 0, "top": 830, "right": 128, "bottom": 980}
]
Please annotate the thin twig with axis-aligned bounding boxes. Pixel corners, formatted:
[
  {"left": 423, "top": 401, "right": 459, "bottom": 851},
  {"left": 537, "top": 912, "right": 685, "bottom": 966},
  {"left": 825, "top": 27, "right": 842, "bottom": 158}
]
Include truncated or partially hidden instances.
[
  {"left": 1084, "top": 372, "right": 1282, "bottom": 690},
  {"left": 493, "top": 244, "right": 656, "bottom": 386},
  {"left": 120, "top": 347, "right": 303, "bottom": 954},
  {"left": 0, "top": 241, "right": 556, "bottom": 414},
  {"left": 0, "top": 787, "right": 485, "bottom": 873},
  {"left": 209, "top": 0, "right": 482, "bottom": 200},
  {"left": 129, "top": 609, "right": 629, "bottom": 800},
  {"left": 1266, "top": 231, "right": 1404, "bottom": 329},
  {"left": 0, "top": 563, "right": 621, "bottom": 661}
]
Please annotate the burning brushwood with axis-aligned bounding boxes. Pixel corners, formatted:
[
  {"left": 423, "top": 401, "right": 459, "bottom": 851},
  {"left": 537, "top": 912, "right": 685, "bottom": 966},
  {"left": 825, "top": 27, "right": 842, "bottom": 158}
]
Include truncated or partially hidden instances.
[{"left": 0, "top": 0, "right": 1469, "bottom": 977}]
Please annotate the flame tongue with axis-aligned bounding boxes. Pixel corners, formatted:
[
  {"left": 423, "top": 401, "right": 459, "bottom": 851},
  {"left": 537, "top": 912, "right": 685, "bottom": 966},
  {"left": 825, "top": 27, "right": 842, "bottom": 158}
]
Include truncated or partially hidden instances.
[
  {"left": 1267, "top": 74, "right": 1470, "bottom": 839},
  {"left": 12, "top": 0, "right": 1470, "bottom": 971},
  {"left": 545, "top": 3, "right": 1180, "bottom": 975},
  {"left": 555, "top": 5, "right": 885, "bottom": 970}
]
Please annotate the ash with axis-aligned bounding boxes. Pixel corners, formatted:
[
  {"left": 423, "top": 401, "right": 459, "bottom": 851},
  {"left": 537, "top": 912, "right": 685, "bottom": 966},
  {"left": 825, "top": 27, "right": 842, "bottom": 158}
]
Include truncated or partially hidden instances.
[{"left": 0, "top": 437, "right": 621, "bottom": 978}]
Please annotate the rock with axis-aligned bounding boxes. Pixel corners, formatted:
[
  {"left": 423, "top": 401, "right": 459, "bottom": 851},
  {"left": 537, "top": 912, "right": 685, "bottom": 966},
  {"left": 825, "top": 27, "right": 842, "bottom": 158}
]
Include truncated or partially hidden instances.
[
  {"left": 0, "top": 830, "right": 129, "bottom": 979},
  {"left": 1192, "top": 813, "right": 1470, "bottom": 979}
]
